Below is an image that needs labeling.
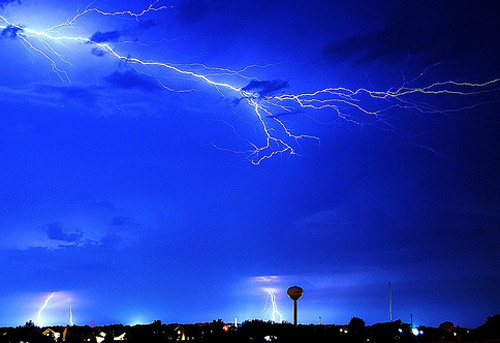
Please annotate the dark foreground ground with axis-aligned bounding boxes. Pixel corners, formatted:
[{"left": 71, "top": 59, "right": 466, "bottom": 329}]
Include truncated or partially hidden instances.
[{"left": 1, "top": 314, "right": 499, "bottom": 343}]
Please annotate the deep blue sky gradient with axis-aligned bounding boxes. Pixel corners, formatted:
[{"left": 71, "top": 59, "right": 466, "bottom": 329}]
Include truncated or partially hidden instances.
[{"left": 0, "top": 0, "right": 499, "bottom": 328}]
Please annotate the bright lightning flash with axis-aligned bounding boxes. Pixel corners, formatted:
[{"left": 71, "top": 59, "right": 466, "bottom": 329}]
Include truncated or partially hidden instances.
[
  {"left": 0, "top": 2, "right": 499, "bottom": 164},
  {"left": 264, "top": 288, "right": 283, "bottom": 323},
  {"left": 37, "top": 292, "right": 56, "bottom": 327}
]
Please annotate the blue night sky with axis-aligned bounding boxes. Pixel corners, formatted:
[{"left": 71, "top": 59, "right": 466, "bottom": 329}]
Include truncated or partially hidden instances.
[{"left": 0, "top": 0, "right": 499, "bottom": 329}]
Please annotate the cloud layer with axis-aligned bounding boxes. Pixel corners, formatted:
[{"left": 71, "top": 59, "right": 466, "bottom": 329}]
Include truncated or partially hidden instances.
[{"left": 46, "top": 222, "right": 83, "bottom": 243}]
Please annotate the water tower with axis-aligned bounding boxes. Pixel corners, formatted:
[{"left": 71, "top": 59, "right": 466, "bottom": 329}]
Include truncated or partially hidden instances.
[{"left": 287, "top": 286, "right": 304, "bottom": 325}]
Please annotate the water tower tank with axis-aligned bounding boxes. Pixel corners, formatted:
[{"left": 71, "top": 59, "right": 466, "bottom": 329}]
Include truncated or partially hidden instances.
[{"left": 287, "top": 286, "right": 304, "bottom": 301}]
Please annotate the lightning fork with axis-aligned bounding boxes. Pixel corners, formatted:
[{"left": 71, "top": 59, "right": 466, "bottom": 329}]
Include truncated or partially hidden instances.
[{"left": 1, "top": 5, "right": 499, "bottom": 164}]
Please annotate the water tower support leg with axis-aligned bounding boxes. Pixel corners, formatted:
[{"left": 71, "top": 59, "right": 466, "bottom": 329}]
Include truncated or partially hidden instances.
[{"left": 294, "top": 301, "right": 298, "bottom": 325}]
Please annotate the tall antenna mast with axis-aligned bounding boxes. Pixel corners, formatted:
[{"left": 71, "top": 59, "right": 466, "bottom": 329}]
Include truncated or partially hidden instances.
[{"left": 389, "top": 281, "right": 393, "bottom": 322}]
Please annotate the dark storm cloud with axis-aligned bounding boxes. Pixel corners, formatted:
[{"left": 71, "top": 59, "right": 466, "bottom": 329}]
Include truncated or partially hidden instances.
[
  {"left": 324, "top": 1, "right": 500, "bottom": 65},
  {"left": 111, "top": 216, "right": 130, "bottom": 226},
  {"left": 46, "top": 222, "right": 83, "bottom": 243},
  {"left": 1, "top": 25, "right": 23, "bottom": 38},
  {"left": 242, "top": 79, "right": 289, "bottom": 96},
  {"left": 89, "top": 30, "right": 123, "bottom": 43},
  {"left": 176, "top": 0, "right": 229, "bottom": 24},
  {"left": 0, "top": 0, "right": 20, "bottom": 9},
  {"left": 91, "top": 47, "right": 105, "bottom": 57},
  {"left": 104, "top": 70, "right": 162, "bottom": 91}
]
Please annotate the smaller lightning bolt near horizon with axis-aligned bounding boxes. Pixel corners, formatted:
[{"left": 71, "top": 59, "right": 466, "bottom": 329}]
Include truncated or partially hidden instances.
[
  {"left": 37, "top": 292, "right": 56, "bottom": 327},
  {"left": 69, "top": 304, "right": 74, "bottom": 326},
  {"left": 265, "top": 289, "right": 283, "bottom": 323}
]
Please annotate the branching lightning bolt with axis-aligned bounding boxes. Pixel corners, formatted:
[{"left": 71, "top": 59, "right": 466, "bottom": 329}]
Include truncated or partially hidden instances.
[
  {"left": 264, "top": 288, "right": 283, "bottom": 323},
  {"left": 37, "top": 292, "right": 56, "bottom": 327},
  {"left": 45, "top": 0, "right": 172, "bottom": 33},
  {"left": 1, "top": 2, "right": 499, "bottom": 164}
]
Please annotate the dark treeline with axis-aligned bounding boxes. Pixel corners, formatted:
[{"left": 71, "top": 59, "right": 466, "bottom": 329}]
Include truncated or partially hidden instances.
[{"left": 1, "top": 314, "right": 499, "bottom": 343}]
